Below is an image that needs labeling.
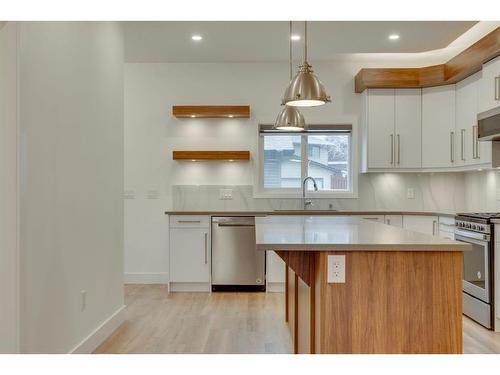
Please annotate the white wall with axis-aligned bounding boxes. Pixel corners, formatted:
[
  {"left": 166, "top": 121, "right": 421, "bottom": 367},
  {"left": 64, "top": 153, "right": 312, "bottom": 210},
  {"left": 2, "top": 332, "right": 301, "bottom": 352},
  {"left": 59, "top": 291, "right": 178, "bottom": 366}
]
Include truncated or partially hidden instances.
[
  {"left": 18, "top": 22, "right": 124, "bottom": 353},
  {"left": 124, "top": 61, "right": 363, "bottom": 282},
  {"left": 0, "top": 22, "right": 19, "bottom": 354}
]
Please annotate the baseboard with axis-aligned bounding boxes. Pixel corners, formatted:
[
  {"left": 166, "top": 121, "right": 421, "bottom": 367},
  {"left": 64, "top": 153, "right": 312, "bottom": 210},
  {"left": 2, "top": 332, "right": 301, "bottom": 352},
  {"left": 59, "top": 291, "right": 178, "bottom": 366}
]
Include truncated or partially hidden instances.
[
  {"left": 69, "top": 305, "right": 126, "bottom": 354},
  {"left": 170, "top": 282, "right": 211, "bottom": 292},
  {"left": 124, "top": 272, "right": 168, "bottom": 284},
  {"left": 266, "top": 282, "right": 285, "bottom": 293}
]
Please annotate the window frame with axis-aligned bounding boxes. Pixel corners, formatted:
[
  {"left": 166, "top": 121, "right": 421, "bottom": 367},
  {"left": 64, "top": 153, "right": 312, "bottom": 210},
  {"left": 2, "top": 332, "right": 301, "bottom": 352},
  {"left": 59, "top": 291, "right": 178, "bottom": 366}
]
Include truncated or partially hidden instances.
[{"left": 254, "top": 120, "right": 359, "bottom": 199}]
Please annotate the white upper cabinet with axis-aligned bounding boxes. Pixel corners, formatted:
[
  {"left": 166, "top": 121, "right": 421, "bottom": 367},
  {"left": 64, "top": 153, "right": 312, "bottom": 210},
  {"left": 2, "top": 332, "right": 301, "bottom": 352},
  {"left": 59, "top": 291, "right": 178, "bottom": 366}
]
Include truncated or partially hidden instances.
[
  {"left": 366, "top": 89, "right": 395, "bottom": 169},
  {"left": 455, "top": 71, "right": 491, "bottom": 166},
  {"left": 394, "top": 89, "right": 422, "bottom": 169},
  {"left": 364, "top": 88, "right": 421, "bottom": 170},
  {"left": 479, "top": 55, "right": 500, "bottom": 114},
  {"left": 422, "top": 85, "right": 456, "bottom": 168}
]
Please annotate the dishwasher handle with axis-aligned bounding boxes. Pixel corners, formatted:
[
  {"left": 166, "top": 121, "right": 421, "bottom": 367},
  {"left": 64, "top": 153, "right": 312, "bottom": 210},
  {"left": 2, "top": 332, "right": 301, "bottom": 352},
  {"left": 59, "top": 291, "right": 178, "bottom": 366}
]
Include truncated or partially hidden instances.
[{"left": 217, "top": 223, "right": 255, "bottom": 227}]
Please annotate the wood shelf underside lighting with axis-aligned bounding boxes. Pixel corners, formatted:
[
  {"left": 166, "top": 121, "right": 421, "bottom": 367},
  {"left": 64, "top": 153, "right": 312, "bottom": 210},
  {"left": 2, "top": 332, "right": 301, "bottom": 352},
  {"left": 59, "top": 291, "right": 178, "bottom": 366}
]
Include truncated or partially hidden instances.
[
  {"left": 172, "top": 105, "right": 250, "bottom": 118},
  {"left": 172, "top": 151, "right": 250, "bottom": 161},
  {"left": 355, "top": 27, "right": 500, "bottom": 92}
]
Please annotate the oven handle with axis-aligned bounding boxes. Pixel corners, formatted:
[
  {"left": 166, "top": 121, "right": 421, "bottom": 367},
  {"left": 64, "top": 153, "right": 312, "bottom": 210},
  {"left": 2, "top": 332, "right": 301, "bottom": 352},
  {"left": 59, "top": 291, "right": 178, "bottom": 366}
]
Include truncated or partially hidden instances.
[{"left": 454, "top": 229, "right": 490, "bottom": 242}]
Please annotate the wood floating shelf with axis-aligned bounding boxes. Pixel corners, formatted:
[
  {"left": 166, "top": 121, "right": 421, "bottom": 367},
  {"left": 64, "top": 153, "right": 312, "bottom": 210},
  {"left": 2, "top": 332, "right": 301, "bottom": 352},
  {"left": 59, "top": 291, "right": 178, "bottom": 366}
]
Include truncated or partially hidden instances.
[
  {"left": 355, "top": 27, "right": 500, "bottom": 93},
  {"left": 172, "top": 151, "right": 250, "bottom": 161},
  {"left": 172, "top": 105, "right": 250, "bottom": 118}
]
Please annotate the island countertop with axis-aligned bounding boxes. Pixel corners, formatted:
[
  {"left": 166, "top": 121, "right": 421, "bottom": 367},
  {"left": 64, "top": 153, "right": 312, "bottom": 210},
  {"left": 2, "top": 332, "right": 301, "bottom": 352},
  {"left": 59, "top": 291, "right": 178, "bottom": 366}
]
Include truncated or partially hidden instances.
[{"left": 255, "top": 215, "right": 470, "bottom": 251}]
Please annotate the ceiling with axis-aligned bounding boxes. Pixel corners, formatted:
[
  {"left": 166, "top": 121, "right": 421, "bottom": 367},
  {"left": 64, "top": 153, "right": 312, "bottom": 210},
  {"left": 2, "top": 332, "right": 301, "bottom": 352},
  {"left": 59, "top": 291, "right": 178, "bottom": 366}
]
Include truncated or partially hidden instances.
[{"left": 124, "top": 21, "right": 477, "bottom": 63}]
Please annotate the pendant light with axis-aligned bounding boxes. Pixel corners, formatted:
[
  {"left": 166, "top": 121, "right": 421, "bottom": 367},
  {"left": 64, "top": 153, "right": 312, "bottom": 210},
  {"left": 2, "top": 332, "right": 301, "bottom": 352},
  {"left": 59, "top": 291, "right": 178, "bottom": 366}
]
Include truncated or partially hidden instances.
[
  {"left": 282, "top": 21, "right": 331, "bottom": 107},
  {"left": 274, "top": 21, "right": 306, "bottom": 131}
]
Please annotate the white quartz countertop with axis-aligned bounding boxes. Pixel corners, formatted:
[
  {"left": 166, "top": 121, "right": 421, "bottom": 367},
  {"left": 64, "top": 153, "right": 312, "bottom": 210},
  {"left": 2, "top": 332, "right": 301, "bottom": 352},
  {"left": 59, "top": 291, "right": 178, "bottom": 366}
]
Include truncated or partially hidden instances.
[{"left": 255, "top": 215, "right": 470, "bottom": 251}]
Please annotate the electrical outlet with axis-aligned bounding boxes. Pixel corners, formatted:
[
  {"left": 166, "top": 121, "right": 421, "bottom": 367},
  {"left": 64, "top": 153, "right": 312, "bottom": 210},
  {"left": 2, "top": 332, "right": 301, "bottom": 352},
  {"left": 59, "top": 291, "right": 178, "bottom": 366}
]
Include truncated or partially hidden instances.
[
  {"left": 219, "top": 188, "right": 233, "bottom": 200},
  {"left": 81, "top": 290, "right": 87, "bottom": 311},
  {"left": 407, "top": 187, "right": 415, "bottom": 199},
  {"left": 327, "top": 255, "right": 345, "bottom": 283}
]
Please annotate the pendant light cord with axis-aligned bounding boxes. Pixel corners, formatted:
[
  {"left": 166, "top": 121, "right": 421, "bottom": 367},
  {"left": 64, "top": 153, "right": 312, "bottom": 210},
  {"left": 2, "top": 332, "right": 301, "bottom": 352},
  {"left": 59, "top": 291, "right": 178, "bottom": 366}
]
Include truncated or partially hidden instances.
[
  {"left": 289, "top": 21, "right": 292, "bottom": 80},
  {"left": 304, "top": 21, "right": 308, "bottom": 63}
]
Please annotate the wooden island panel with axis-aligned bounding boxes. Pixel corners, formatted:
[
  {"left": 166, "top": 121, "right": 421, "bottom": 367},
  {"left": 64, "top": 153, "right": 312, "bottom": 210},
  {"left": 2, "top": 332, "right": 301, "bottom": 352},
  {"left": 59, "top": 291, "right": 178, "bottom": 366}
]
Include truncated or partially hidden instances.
[{"left": 279, "top": 250, "right": 463, "bottom": 354}]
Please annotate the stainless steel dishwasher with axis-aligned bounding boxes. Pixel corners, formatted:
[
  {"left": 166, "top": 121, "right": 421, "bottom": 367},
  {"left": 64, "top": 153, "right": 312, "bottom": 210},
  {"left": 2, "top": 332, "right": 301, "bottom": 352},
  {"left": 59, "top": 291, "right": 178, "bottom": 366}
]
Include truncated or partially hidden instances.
[{"left": 211, "top": 216, "right": 265, "bottom": 292}]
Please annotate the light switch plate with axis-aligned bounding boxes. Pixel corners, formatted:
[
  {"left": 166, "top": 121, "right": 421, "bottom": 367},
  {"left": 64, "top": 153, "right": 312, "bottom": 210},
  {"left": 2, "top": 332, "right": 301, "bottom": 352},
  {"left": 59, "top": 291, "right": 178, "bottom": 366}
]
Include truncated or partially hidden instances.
[
  {"left": 327, "top": 255, "right": 345, "bottom": 283},
  {"left": 219, "top": 188, "right": 233, "bottom": 200},
  {"left": 407, "top": 187, "right": 415, "bottom": 199}
]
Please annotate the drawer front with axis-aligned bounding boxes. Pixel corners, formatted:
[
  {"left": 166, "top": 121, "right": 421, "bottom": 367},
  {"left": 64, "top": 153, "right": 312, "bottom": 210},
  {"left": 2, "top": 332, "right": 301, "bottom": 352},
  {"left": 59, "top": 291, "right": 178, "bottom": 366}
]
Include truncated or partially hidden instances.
[
  {"left": 439, "top": 216, "right": 455, "bottom": 226},
  {"left": 169, "top": 215, "right": 210, "bottom": 228}
]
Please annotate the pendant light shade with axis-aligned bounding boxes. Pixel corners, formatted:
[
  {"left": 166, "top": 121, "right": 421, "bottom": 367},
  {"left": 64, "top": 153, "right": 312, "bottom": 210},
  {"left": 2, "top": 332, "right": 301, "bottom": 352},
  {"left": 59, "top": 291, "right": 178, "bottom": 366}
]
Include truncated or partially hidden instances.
[
  {"left": 274, "top": 105, "right": 306, "bottom": 131},
  {"left": 282, "top": 62, "right": 330, "bottom": 107},
  {"left": 282, "top": 21, "right": 331, "bottom": 107},
  {"left": 274, "top": 21, "right": 306, "bottom": 131}
]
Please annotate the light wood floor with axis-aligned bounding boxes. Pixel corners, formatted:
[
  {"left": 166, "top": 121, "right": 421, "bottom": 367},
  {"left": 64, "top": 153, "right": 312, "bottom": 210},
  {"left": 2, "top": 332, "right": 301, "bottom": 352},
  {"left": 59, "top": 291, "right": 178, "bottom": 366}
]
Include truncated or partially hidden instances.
[{"left": 94, "top": 284, "right": 500, "bottom": 354}]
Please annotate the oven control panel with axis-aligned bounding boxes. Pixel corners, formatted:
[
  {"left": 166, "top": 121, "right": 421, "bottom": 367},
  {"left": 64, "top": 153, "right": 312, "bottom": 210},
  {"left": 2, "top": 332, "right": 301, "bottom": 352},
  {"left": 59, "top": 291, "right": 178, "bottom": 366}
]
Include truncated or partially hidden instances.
[{"left": 455, "top": 220, "right": 490, "bottom": 234}]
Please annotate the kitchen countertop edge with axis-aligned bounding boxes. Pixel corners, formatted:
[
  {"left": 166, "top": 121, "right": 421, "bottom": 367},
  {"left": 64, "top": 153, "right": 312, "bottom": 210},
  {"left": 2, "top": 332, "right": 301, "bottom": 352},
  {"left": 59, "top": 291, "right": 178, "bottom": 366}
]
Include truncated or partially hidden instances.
[
  {"left": 164, "top": 210, "right": 457, "bottom": 217},
  {"left": 255, "top": 243, "right": 469, "bottom": 252}
]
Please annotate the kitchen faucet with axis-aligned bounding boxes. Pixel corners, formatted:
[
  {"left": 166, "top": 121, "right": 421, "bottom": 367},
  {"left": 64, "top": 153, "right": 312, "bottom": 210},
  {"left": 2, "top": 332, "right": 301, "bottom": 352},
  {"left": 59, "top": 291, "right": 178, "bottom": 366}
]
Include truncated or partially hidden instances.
[{"left": 302, "top": 176, "right": 318, "bottom": 210}]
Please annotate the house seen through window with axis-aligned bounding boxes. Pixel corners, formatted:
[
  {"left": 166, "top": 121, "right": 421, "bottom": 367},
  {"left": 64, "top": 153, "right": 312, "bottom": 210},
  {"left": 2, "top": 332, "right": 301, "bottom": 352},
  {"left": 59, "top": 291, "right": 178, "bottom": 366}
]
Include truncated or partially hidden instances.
[{"left": 260, "top": 124, "right": 351, "bottom": 193}]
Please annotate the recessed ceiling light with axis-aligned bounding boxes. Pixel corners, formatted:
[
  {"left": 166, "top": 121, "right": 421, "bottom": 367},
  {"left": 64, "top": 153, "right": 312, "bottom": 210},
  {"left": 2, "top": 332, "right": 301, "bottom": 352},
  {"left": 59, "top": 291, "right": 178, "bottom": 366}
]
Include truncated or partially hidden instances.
[
  {"left": 228, "top": 159, "right": 234, "bottom": 162},
  {"left": 228, "top": 115, "right": 234, "bottom": 118},
  {"left": 191, "top": 35, "right": 203, "bottom": 41},
  {"left": 291, "top": 35, "right": 301, "bottom": 41},
  {"left": 190, "top": 115, "right": 196, "bottom": 118},
  {"left": 191, "top": 159, "right": 196, "bottom": 162},
  {"left": 388, "top": 34, "right": 400, "bottom": 41}
]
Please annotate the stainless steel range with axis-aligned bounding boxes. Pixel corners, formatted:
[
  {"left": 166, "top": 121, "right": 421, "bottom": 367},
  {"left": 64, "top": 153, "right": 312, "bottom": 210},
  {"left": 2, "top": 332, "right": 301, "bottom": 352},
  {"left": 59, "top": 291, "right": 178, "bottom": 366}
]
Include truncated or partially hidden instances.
[{"left": 455, "top": 213, "right": 496, "bottom": 329}]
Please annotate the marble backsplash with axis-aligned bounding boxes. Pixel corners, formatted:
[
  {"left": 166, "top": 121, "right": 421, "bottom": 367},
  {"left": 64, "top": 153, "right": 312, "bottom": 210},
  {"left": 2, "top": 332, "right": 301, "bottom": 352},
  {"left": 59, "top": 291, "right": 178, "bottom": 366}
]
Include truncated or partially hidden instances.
[{"left": 171, "top": 172, "right": 500, "bottom": 213}]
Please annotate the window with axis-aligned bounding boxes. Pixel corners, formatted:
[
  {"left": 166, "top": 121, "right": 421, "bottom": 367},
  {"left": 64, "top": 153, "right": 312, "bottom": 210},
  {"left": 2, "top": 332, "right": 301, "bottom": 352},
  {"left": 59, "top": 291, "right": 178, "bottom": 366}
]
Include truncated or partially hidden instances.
[
  {"left": 263, "top": 135, "right": 301, "bottom": 188},
  {"left": 259, "top": 124, "right": 353, "bottom": 196}
]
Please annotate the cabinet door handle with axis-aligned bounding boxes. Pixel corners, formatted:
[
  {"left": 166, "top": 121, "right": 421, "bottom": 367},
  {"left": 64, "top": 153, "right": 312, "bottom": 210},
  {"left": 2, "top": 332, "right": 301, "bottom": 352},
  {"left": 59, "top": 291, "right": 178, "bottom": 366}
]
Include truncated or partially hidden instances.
[
  {"left": 461, "top": 129, "right": 465, "bottom": 161},
  {"left": 473, "top": 125, "right": 479, "bottom": 159},
  {"left": 178, "top": 220, "right": 201, "bottom": 224},
  {"left": 390, "top": 134, "right": 394, "bottom": 165},
  {"left": 472, "top": 125, "right": 476, "bottom": 159},
  {"left": 397, "top": 134, "right": 400, "bottom": 165},
  {"left": 386, "top": 219, "right": 391, "bottom": 225},
  {"left": 204, "top": 233, "right": 208, "bottom": 264},
  {"left": 450, "top": 131, "right": 455, "bottom": 163},
  {"left": 495, "top": 76, "right": 500, "bottom": 101},
  {"left": 432, "top": 220, "right": 437, "bottom": 236}
]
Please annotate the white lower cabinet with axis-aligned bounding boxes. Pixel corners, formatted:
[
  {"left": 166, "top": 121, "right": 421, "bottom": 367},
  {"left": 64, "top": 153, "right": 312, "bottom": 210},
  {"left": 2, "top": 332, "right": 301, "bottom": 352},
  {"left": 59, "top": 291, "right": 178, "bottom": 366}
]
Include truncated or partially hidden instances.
[
  {"left": 403, "top": 215, "right": 439, "bottom": 236},
  {"left": 169, "top": 215, "right": 210, "bottom": 292},
  {"left": 384, "top": 215, "right": 403, "bottom": 227},
  {"left": 438, "top": 216, "right": 455, "bottom": 240},
  {"left": 266, "top": 250, "right": 285, "bottom": 292}
]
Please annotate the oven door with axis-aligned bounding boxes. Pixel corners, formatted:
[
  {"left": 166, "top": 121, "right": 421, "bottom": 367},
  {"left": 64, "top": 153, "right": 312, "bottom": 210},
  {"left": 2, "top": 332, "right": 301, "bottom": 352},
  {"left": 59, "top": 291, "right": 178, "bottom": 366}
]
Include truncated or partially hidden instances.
[{"left": 455, "top": 229, "right": 490, "bottom": 303}]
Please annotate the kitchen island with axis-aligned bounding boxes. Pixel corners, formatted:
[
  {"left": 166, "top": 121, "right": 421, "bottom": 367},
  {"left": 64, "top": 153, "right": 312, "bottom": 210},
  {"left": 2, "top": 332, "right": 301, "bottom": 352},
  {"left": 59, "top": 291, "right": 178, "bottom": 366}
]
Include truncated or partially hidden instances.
[{"left": 255, "top": 215, "right": 470, "bottom": 354}]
